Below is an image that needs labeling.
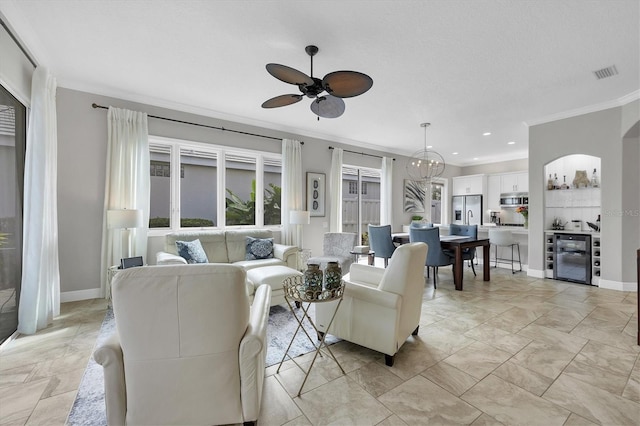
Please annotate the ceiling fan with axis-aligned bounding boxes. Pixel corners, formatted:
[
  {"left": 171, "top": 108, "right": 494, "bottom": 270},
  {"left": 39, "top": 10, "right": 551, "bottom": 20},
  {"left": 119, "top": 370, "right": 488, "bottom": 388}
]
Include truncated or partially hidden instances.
[{"left": 261, "top": 45, "right": 373, "bottom": 119}]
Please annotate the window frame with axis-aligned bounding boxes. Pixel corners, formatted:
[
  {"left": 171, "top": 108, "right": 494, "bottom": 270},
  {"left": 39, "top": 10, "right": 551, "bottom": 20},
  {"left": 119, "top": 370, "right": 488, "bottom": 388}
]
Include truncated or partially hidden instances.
[{"left": 148, "top": 135, "right": 282, "bottom": 236}]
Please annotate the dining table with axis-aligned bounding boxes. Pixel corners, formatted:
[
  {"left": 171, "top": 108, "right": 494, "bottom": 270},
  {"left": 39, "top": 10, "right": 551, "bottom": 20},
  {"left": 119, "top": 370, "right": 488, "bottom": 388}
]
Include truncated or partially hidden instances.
[{"left": 392, "top": 232, "right": 490, "bottom": 291}]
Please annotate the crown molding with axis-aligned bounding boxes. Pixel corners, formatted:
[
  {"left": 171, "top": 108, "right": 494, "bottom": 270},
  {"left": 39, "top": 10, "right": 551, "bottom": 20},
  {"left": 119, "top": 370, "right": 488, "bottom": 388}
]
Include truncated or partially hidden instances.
[{"left": 525, "top": 90, "right": 640, "bottom": 127}]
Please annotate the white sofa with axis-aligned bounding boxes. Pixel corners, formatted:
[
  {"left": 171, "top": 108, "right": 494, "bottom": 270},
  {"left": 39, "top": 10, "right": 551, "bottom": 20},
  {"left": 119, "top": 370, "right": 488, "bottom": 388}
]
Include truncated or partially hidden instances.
[
  {"left": 93, "top": 264, "right": 271, "bottom": 426},
  {"left": 156, "top": 229, "right": 299, "bottom": 304}
]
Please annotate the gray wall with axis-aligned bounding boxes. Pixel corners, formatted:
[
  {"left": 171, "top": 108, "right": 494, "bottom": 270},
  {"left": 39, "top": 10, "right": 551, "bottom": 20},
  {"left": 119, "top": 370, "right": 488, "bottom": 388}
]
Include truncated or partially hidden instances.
[
  {"left": 529, "top": 100, "right": 639, "bottom": 290},
  {"left": 56, "top": 87, "right": 436, "bottom": 296}
]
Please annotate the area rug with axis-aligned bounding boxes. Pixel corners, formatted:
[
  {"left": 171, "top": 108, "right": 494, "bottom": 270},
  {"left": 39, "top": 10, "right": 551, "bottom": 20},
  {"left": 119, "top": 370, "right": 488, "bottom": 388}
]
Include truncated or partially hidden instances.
[{"left": 67, "top": 304, "right": 337, "bottom": 425}]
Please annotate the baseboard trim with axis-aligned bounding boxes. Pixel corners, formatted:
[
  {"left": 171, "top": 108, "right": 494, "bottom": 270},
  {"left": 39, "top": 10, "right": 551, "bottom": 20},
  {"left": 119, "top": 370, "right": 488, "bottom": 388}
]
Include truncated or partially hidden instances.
[
  {"left": 61, "top": 288, "right": 103, "bottom": 303},
  {"left": 598, "top": 279, "right": 638, "bottom": 292},
  {"left": 527, "top": 269, "right": 546, "bottom": 278}
]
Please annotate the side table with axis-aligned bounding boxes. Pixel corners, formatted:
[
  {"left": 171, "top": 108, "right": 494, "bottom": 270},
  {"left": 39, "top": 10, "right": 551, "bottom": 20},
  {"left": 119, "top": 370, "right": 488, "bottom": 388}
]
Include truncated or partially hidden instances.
[
  {"left": 350, "top": 249, "right": 375, "bottom": 266},
  {"left": 279, "top": 275, "right": 345, "bottom": 396}
]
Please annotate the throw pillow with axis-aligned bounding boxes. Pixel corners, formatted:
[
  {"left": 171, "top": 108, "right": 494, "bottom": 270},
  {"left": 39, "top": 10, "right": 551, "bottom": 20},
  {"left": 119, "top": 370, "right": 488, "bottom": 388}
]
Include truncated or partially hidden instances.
[
  {"left": 246, "top": 237, "right": 274, "bottom": 260},
  {"left": 175, "top": 239, "right": 209, "bottom": 264}
]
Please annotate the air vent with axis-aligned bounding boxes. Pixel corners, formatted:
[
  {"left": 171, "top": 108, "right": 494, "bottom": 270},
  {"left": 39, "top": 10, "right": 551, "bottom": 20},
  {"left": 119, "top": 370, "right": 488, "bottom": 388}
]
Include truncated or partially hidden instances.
[{"left": 593, "top": 65, "right": 618, "bottom": 80}]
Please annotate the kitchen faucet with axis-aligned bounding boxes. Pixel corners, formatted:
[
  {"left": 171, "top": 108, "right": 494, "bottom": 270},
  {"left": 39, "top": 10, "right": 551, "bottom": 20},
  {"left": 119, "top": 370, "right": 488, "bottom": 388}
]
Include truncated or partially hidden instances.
[{"left": 466, "top": 209, "right": 473, "bottom": 225}]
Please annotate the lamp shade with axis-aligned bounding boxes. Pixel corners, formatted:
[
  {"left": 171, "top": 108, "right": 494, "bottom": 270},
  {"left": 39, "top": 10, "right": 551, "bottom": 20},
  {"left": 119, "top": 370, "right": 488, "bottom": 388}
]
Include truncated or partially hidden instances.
[
  {"left": 107, "top": 209, "right": 143, "bottom": 229},
  {"left": 289, "top": 210, "right": 310, "bottom": 225}
]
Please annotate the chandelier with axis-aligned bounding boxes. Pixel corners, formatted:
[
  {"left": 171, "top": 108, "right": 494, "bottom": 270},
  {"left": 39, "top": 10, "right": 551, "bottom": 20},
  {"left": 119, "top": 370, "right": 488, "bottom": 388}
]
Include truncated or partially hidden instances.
[{"left": 406, "top": 123, "right": 446, "bottom": 183}]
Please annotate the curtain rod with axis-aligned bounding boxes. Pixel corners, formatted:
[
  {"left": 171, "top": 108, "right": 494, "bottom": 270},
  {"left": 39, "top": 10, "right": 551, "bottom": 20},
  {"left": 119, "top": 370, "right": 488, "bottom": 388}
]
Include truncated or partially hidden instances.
[
  {"left": 91, "top": 103, "right": 303, "bottom": 144},
  {"left": 328, "top": 146, "right": 395, "bottom": 161}
]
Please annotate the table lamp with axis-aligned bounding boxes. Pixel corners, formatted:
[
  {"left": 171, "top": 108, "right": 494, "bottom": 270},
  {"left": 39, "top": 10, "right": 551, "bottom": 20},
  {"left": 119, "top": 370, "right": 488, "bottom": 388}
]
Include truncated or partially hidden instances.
[
  {"left": 289, "top": 210, "right": 310, "bottom": 249},
  {"left": 107, "top": 209, "right": 143, "bottom": 259}
]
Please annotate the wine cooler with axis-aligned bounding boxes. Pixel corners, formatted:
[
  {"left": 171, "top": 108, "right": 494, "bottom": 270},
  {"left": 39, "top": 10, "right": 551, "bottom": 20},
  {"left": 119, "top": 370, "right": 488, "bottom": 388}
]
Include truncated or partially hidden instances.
[{"left": 554, "top": 234, "right": 592, "bottom": 285}]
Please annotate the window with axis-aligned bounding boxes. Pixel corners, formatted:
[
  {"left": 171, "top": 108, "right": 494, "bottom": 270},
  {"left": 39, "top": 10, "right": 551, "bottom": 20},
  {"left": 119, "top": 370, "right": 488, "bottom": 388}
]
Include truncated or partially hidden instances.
[
  {"left": 148, "top": 137, "right": 281, "bottom": 231},
  {"left": 342, "top": 165, "right": 381, "bottom": 244}
]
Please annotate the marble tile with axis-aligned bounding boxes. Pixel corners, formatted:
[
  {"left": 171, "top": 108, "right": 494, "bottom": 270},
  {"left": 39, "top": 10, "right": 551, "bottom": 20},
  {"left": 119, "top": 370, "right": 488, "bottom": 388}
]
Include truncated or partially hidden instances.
[
  {"left": 543, "top": 373, "right": 640, "bottom": 425},
  {"left": 375, "top": 414, "right": 408, "bottom": 426},
  {"left": 462, "top": 374, "right": 570, "bottom": 426},
  {"left": 282, "top": 415, "right": 312, "bottom": 426},
  {"left": 562, "top": 413, "right": 598, "bottom": 426},
  {"left": 492, "top": 360, "right": 553, "bottom": 396},
  {"left": 531, "top": 307, "right": 585, "bottom": 332},
  {"left": 622, "top": 356, "right": 640, "bottom": 403},
  {"left": 464, "top": 324, "right": 532, "bottom": 354},
  {"left": 0, "top": 379, "right": 48, "bottom": 424},
  {"left": 510, "top": 341, "right": 577, "bottom": 380},
  {"left": 347, "top": 361, "right": 404, "bottom": 398},
  {"left": 40, "top": 367, "right": 86, "bottom": 399},
  {"left": 378, "top": 375, "right": 480, "bottom": 425},
  {"left": 470, "top": 412, "right": 505, "bottom": 425},
  {"left": 517, "top": 323, "right": 587, "bottom": 353},
  {"left": 24, "top": 390, "right": 76, "bottom": 426},
  {"left": 571, "top": 323, "right": 640, "bottom": 353},
  {"left": 380, "top": 337, "right": 448, "bottom": 381},
  {"left": 443, "top": 341, "right": 511, "bottom": 380},
  {"left": 258, "top": 376, "right": 302, "bottom": 426},
  {"left": 0, "top": 364, "right": 35, "bottom": 389},
  {"left": 483, "top": 307, "right": 543, "bottom": 333},
  {"left": 420, "top": 361, "right": 478, "bottom": 396},
  {"left": 418, "top": 324, "right": 476, "bottom": 355},
  {"left": 273, "top": 359, "right": 329, "bottom": 397},
  {"left": 294, "top": 376, "right": 391, "bottom": 425}
]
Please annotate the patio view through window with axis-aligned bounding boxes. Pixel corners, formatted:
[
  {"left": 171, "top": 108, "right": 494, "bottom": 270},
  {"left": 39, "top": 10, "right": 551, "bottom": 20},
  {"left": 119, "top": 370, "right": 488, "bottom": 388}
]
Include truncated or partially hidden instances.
[
  {"left": 342, "top": 165, "right": 381, "bottom": 245},
  {"left": 149, "top": 138, "right": 281, "bottom": 230}
]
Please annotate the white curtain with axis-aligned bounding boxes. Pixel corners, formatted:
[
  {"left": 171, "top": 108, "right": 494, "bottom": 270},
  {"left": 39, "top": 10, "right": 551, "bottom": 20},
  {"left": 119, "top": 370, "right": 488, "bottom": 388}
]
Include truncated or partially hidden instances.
[
  {"left": 381, "top": 157, "right": 393, "bottom": 225},
  {"left": 100, "top": 107, "right": 149, "bottom": 298},
  {"left": 281, "top": 139, "right": 303, "bottom": 246},
  {"left": 18, "top": 66, "right": 60, "bottom": 335},
  {"left": 329, "top": 147, "right": 343, "bottom": 232}
]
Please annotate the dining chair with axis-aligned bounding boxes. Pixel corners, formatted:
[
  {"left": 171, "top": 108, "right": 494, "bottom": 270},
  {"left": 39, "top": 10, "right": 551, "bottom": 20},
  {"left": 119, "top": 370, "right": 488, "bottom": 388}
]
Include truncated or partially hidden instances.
[
  {"left": 368, "top": 224, "right": 397, "bottom": 267},
  {"left": 488, "top": 229, "right": 522, "bottom": 273},
  {"left": 449, "top": 224, "right": 477, "bottom": 276},
  {"left": 409, "top": 226, "right": 454, "bottom": 288}
]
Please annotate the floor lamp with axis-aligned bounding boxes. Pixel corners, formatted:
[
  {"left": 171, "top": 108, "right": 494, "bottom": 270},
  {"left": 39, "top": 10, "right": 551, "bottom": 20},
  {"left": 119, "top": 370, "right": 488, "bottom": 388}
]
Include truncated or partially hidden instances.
[
  {"left": 289, "top": 210, "right": 310, "bottom": 248},
  {"left": 107, "top": 209, "right": 143, "bottom": 261}
]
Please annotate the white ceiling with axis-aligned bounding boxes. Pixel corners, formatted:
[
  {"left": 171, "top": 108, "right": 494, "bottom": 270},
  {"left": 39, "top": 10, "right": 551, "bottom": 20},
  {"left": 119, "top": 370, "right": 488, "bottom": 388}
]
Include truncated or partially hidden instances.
[{"left": 1, "top": 0, "right": 638, "bottom": 166}]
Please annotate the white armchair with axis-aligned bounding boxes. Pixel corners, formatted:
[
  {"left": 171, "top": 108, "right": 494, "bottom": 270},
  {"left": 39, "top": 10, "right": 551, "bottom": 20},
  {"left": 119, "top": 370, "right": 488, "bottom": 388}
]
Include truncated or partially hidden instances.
[
  {"left": 93, "top": 264, "right": 271, "bottom": 426},
  {"left": 315, "top": 242, "right": 428, "bottom": 366}
]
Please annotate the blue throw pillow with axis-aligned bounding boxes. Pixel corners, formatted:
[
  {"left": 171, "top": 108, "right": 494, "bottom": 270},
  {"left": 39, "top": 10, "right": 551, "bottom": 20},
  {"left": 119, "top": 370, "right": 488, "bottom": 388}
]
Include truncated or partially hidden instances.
[
  {"left": 246, "top": 237, "right": 274, "bottom": 260},
  {"left": 175, "top": 239, "right": 209, "bottom": 264}
]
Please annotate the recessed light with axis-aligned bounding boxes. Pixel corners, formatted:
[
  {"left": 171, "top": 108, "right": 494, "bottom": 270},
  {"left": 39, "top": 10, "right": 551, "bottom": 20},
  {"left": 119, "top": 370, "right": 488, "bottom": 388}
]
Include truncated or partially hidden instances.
[
  {"left": 452, "top": 152, "right": 459, "bottom": 155},
  {"left": 507, "top": 141, "right": 515, "bottom": 145},
  {"left": 473, "top": 157, "right": 479, "bottom": 160},
  {"left": 483, "top": 132, "right": 491, "bottom": 136},
  {"left": 427, "top": 145, "right": 433, "bottom": 149}
]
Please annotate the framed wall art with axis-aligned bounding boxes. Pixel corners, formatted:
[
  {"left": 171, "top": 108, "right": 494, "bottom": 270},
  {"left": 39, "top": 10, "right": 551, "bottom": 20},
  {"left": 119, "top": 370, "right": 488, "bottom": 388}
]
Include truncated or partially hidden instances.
[
  {"left": 306, "top": 172, "right": 326, "bottom": 217},
  {"left": 403, "top": 179, "right": 426, "bottom": 213}
]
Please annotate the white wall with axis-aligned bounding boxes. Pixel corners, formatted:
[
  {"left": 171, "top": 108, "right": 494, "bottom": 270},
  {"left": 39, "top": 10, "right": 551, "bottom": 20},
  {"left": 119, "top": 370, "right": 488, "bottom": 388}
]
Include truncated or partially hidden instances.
[
  {"left": 461, "top": 158, "right": 527, "bottom": 176},
  {"left": 529, "top": 100, "right": 639, "bottom": 291}
]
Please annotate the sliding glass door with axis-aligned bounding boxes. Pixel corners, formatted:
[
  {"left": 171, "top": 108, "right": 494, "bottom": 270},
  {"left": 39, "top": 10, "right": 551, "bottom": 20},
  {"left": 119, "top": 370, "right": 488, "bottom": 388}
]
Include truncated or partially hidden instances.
[
  {"left": 0, "top": 86, "right": 26, "bottom": 344},
  {"left": 341, "top": 165, "right": 381, "bottom": 245}
]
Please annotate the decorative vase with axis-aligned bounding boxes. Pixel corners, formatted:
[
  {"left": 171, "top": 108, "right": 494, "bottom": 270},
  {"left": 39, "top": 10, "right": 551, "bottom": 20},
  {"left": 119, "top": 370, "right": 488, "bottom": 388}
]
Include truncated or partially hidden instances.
[
  {"left": 524, "top": 217, "right": 528, "bottom": 229},
  {"left": 324, "top": 261, "right": 342, "bottom": 291},
  {"left": 303, "top": 263, "right": 323, "bottom": 298}
]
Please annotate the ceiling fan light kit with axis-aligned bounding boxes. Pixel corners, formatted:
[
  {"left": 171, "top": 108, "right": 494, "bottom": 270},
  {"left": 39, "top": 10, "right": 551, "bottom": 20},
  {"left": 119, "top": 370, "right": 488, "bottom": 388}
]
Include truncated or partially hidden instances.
[{"left": 262, "top": 45, "right": 373, "bottom": 119}]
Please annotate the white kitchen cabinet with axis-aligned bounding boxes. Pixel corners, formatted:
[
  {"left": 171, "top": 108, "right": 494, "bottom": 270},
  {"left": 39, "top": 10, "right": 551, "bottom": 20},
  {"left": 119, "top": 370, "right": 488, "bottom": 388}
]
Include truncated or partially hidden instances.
[
  {"left": 452, "top": 174, "right": 486, "bottom": 196},
  {"left": 500, "top": 171, "right": 528, "bottom": 193},
  {"left": 487, "top": 175, "right": 501, "bottom": 210}
]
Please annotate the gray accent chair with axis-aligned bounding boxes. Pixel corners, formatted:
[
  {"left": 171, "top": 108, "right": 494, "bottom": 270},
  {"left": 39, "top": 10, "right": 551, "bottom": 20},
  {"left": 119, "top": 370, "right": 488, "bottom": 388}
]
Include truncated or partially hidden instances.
[{"left": 307, "top": 232, "right": 357, "bottom": 275}]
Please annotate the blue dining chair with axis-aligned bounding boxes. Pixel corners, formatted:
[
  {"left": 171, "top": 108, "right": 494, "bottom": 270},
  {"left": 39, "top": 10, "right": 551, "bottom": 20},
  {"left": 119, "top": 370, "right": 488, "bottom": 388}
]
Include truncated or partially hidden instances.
[
  {"left": 449, "top": 224, "right": 477, "bottom": 276},
  {"left": 409, "top": 226, "right": 454, "bottom": 288},
  {"left": 409, "top": 222, "right": 434, "bottom": 229},
  {"left": 368, "top": 224, "right": 397, "bottom": 267}
]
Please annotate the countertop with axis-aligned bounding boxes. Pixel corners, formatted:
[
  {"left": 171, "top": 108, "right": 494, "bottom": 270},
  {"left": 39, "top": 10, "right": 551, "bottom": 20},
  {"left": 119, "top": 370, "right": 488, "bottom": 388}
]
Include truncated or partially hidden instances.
[{"left": 544, "top": 229, "right": 600, "bottom": 235}]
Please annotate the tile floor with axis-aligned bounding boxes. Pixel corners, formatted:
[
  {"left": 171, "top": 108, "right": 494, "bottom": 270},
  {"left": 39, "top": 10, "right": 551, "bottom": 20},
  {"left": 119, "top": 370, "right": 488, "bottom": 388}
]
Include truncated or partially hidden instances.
[{"left": 0, "top": 266, "right": 638, "bottom": 425}]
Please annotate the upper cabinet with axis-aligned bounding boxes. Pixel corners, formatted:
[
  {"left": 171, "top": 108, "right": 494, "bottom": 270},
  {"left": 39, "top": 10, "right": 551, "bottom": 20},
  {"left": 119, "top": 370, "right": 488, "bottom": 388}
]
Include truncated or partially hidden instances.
[
  {"left": 500, "top": 171, "right": 528, "bottom": 193},
  {"left": 487, "top": 175, "right": 502, "bottom": 210},
  {"left": 452, "top": 174, "right": 486, "bottom": 196}
]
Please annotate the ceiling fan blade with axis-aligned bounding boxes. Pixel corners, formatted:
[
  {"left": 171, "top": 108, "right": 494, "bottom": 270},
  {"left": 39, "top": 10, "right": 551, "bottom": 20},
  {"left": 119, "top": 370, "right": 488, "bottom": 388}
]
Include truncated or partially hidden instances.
[
  {"left": 310, "top": 95, "right": 345, "bottom": 118},
  {"left": 322, "top": 71, "right": 373, "bottom": 98},
  {"left": 261, "top": 94, "right": 303, "bottom": 108},
  {"left": 266, "top": 63, "right": 314, "bottom": 86}
]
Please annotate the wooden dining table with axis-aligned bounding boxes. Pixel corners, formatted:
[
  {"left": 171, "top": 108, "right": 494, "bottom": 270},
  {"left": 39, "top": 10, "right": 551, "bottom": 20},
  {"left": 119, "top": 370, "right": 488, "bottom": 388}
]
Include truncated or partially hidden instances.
[{"left": 392, "top": 232, "right": 490, "bottom": 291}]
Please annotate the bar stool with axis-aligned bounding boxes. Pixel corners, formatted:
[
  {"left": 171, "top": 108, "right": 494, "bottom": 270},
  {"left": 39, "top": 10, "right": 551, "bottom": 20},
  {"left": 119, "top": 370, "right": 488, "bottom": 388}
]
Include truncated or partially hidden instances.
[{"left": 488, "top": 229, "right": 522, "bottom": 274}]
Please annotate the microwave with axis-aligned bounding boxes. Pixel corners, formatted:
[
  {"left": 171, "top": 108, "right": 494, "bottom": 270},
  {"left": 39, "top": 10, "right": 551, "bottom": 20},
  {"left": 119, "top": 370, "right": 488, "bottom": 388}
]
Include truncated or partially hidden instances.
[{"left": 500, "top": 192, "right": 528, "bottom": 207}]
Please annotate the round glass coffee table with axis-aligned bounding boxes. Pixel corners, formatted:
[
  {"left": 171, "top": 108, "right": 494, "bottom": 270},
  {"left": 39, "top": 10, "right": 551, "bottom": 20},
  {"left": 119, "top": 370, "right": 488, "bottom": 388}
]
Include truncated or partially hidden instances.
[{"left": 279, "top": 275, "right": 345, "bottom": 396}]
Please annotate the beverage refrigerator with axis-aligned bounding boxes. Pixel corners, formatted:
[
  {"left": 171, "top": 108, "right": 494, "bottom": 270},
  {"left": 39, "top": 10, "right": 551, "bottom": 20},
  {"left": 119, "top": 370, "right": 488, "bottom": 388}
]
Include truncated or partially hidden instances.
[{"left": 553, "top": 233, "right": 592, "bottom": 285}]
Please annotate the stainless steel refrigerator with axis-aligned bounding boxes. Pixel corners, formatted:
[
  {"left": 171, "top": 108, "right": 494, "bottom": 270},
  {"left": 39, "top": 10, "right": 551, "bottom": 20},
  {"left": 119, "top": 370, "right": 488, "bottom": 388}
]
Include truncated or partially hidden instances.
[{"left": 452, "top": 195, "right": 483, "bottom": 225}]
